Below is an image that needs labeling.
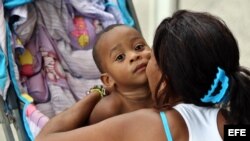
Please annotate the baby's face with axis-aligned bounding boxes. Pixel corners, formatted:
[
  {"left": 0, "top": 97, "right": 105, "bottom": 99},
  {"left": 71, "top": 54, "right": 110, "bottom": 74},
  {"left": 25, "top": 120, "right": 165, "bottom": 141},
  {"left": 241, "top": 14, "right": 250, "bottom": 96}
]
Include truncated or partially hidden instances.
[{"left": 98, "top": 26, "right": 151, "bottom": 88}]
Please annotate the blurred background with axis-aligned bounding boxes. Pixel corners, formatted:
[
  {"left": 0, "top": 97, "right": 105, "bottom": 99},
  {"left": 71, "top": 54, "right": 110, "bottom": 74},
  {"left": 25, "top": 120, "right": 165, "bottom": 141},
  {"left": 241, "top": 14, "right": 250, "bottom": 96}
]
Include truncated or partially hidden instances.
[{"left": 133, "top": 0, "right": 250, "bottom": 68}]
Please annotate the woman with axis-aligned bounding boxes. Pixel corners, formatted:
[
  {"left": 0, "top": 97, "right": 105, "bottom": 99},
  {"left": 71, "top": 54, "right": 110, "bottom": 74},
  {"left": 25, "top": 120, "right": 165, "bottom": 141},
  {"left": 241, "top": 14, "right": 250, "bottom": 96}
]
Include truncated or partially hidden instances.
[{"left": 36, "top": 10, "right": 250, "bottom": 141}]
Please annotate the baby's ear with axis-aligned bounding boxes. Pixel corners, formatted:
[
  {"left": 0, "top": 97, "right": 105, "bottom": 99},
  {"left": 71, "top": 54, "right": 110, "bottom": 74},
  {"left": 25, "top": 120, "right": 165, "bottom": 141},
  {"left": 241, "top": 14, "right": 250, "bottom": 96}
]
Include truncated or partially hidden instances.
[{"left": 100, "top": 73, "right": 115, "bottom": 88}]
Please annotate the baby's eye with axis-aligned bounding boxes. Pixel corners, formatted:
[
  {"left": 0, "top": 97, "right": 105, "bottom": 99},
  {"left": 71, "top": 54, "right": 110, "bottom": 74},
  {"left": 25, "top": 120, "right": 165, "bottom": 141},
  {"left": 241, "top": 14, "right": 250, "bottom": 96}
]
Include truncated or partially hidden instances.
[
  {"left": 135, "top": 44, "right": 145, "bottom": 51},
  {"left": 115, "top": 54, "right": 125, "bottom": 62}
]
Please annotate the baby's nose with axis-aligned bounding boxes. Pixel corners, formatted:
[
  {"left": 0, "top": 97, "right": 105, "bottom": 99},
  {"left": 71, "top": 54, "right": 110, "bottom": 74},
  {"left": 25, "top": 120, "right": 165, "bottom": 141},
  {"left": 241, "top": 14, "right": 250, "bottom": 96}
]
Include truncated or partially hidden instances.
[{"left": 130, "top": 53, "right": 141, "bottom": 63}]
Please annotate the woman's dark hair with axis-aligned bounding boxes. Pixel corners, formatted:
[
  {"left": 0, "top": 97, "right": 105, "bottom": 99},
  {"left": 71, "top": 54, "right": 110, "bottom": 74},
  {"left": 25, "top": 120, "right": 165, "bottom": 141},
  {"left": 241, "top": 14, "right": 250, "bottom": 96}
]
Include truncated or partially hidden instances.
[{"left": 153, "top": 10, "right": 250, "bottom": 124}]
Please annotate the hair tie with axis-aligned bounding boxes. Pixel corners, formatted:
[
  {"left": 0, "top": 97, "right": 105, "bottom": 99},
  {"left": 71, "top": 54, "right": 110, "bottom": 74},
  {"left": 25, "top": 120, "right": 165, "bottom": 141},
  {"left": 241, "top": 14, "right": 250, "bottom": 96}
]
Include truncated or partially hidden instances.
[{"left": 201, "top": 67, "right": 229, "bottom": 103}]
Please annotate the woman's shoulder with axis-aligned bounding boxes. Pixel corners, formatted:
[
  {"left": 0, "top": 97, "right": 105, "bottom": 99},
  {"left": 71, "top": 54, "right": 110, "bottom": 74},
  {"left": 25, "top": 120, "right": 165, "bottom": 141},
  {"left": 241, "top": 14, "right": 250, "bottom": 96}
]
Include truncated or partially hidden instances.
[
  {"left": 111, "top": 108, "right": 188, "bottom": 141},
  {"left": 102, "top": 109, "right": 167, "bottom": 141}
]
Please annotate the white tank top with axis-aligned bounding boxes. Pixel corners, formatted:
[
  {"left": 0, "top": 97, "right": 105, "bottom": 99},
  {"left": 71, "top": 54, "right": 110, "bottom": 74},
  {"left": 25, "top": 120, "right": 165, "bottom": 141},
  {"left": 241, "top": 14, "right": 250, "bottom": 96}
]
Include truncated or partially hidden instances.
[{"left": 173, "top": 103, "right": 223, "bottom": 141}]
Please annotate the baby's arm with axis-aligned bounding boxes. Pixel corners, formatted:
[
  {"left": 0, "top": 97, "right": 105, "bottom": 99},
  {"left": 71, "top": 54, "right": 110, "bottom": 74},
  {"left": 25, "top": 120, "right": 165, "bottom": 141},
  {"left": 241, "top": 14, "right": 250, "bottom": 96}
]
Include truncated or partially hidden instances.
[{"left": 88, "top": 94, "right": 121, "bottom": 124}]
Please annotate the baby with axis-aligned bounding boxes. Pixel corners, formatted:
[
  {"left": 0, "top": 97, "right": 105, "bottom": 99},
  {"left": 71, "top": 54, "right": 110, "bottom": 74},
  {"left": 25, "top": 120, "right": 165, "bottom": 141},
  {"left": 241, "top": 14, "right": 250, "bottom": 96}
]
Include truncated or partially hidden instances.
[{"left": 89, "top": 24, "right": 153, "bottom": 124}]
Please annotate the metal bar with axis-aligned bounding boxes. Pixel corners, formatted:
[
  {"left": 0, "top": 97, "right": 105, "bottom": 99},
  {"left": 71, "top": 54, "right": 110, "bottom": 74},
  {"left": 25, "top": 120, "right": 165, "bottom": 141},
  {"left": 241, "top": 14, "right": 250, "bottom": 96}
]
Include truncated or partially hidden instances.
[
  {"left": 6, "top": 85, "right": 29, "bottom": 141},
  {"left": 126, "top": 0, "right": 141, "bottom": 33},
  {"left": 0, "top": 96, "right": 15, "bottom": 141}
]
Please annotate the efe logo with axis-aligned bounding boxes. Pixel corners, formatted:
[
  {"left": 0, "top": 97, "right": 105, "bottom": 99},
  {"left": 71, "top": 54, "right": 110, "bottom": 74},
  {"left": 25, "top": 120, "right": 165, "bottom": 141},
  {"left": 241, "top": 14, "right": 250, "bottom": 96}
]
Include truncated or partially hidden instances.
[
  {"left": 224, "top": 125, "right": 249, "bottom": 141},
  {"left": 228, "top": 129, "right": 246, "bottom": 136}
]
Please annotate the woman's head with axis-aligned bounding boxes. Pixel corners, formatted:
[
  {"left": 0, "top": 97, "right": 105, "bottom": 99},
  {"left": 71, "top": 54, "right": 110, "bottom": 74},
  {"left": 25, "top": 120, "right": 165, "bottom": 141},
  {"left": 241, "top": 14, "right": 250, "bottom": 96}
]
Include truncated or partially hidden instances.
[
  {"left": 147, "top": 10, "right": 243, "bottom": 108},
  {"left": 148, "top": 10, "right": 250, "bottom": 123}
]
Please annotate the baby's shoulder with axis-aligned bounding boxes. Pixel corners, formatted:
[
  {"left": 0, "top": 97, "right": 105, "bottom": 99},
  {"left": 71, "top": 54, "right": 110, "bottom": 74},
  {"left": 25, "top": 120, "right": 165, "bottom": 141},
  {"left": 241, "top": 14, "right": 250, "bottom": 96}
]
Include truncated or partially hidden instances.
[
  {"left": 93, "top": 93, "right": 123, "bottom": 116},
  {"left": 100, "top": 93, "right": 122, "bottom": 108}
]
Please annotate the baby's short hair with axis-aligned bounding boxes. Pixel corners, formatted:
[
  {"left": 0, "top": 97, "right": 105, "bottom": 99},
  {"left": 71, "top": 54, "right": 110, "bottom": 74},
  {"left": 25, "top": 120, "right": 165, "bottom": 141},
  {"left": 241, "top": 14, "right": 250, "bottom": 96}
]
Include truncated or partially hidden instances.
[{"left": 92, "top": 24, "right": 125, "bottom": 73}]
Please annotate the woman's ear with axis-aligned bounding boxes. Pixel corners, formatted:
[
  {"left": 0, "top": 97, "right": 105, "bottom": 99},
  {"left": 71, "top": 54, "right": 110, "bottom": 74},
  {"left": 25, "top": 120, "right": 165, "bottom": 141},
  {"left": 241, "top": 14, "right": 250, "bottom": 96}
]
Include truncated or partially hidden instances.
[
  {"left": 100, "top": 73, "right": 115, "bottom": 88},
  {"left": 160, "top": 80, "right": 167, "bottom": 91},
  {"left": 158, "top": 78, "right": 168, "bottom": 96}
]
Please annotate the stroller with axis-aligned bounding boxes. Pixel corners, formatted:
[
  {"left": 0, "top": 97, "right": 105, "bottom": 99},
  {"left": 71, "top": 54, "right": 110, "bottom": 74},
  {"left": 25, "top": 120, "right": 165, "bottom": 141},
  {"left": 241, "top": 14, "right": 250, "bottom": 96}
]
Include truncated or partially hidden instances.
[{"left": 0, "top": 0, "right": 140, "bottom": 140}]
